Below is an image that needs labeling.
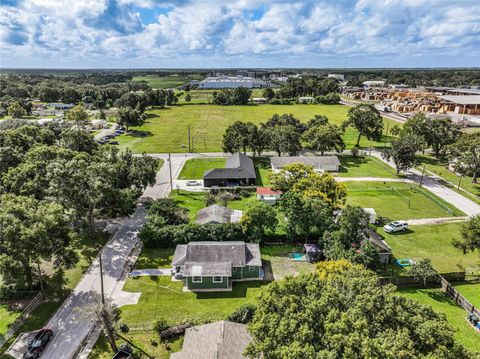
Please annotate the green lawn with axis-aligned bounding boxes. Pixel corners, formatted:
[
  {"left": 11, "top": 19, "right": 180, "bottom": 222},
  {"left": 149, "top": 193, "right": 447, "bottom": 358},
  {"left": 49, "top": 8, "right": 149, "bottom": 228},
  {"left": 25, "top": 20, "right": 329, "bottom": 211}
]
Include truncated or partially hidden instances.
[
  {"left": 116, "top": 104, "right": 398, "bottom": 153},
  {"left": 178, "top": 157, "right": 225, "bottom": 179},
  {"left": 417, "top": 154, "right": 480, "bottom": 205},
  {"left": 397, "top": 287, "right": 480, "bottom": 352},
  {"left": 175, "top": 89, "right": 265, "bottom": 104},
  {"left": 132, "top": 75, "right": 203, "bottom": 89},
  {"left": 337, "top": 155, "right": 398, "bottom": 178},
  {"left": 261, "top": 244, "right": 315, "bottom": 280},
  {"left": 452, "top": 282, "right": 480, "bottom": 309},
  {"left": 383, "top": 223, "right": 479, "bottom": 274},
  {"left": 345, "top": 181, "right": 464, "bottom": 220},
  {"left": 170, "top": 191, "right": 257, "bottom": 221},
  {"left": 0, "top": 305, "right": 21, "bottom": 335}
]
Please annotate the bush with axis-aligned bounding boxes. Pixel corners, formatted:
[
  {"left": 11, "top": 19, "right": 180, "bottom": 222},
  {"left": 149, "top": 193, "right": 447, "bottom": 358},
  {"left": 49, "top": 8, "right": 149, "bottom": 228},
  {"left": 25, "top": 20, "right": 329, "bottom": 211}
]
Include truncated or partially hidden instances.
[
  {"left": 154, "top": 319, "right": 169, "bottom": 334},
  {"left": 351, "top": 146, "right": 360, "bottom": 157},
  {"left": 227, "top": 304, "right": 256, "bottom": 324}
]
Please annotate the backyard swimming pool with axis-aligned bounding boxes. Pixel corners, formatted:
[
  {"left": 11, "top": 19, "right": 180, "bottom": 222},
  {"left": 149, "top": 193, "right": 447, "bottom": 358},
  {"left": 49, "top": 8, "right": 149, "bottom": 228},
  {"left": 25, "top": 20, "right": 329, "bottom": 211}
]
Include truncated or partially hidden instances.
[{"left": 289, "top": 252, "right": 306, "bottom": 261}]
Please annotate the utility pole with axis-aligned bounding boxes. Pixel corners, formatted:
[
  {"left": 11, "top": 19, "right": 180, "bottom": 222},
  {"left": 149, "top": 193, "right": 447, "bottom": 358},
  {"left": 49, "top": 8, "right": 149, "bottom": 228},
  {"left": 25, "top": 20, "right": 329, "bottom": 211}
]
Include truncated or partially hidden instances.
[
  {"left": 37, "top": 261, "right": 45, "bottom": 300},
  {"left": 168, "top": 152, "right": 173, "bottom": 192},
  {"left": 187, "top": 125, "right": 191, "bottom": 153},
  {"left": 458, "top": 176, "right": 462, "bottom": 190},
  {"left": 419, "top": 165, "right": 426, "bottom": 188},
  {"left": 191, "top": 136, "right": 194, "bottom": 153},
  {"left": 384, "top": 121, "right": 390, "bottom": 147},
  {"left": 99, "top": 251, "right": 105, "bottom": 305}
]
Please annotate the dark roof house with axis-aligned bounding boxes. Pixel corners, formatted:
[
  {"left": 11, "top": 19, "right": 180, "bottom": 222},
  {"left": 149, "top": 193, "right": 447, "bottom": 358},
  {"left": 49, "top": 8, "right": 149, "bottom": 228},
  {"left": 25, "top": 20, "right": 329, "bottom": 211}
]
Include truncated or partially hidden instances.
[
  {"left": 203, "top": 152, "right": 256, "bottom": 187},
  {"left": 171, "top": 321, "right": 252, "bottom": 359},
  {"left": 366, "top": 229, "right": 392, "bottom": 264},
  {"left": 172, "top": 241, "right": 262, "bottom": 291},
  {"left": 195, "top": 204, "right": 243, "bottom": 225}
]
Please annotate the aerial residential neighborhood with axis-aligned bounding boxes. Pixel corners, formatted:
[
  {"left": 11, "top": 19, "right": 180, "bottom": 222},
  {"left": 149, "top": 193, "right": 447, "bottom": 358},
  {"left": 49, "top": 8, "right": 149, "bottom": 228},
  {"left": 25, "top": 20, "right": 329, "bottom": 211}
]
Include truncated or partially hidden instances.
[{"left": 0, "top": 1, "right": 480, "bottom": 359}]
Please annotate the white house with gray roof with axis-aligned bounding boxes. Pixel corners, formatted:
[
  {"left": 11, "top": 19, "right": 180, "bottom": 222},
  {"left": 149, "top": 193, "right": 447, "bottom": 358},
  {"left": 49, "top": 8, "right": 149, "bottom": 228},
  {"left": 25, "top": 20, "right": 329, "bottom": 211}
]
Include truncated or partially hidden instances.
[
  {"left": 172, "top": 241, "right": 262, "bottom": 291},
  {"left": 195, "top": 204, "right": 243, "bottom": 225},
  {"left": 271, "top": 155, "right": 341, "bottom": 172}
]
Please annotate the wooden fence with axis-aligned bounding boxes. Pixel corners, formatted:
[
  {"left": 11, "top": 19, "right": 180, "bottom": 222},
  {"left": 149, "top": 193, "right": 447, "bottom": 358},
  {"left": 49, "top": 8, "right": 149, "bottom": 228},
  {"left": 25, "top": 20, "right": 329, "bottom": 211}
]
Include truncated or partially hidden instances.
[
  {"left": 379, "top": 271, "right": 466, "bottom": 287},
  {"left": 0, "top": 292, "right": 43, "bottom": 348},
  {"left": 440, "top": 276, "right": 480, "bottom": 318}
]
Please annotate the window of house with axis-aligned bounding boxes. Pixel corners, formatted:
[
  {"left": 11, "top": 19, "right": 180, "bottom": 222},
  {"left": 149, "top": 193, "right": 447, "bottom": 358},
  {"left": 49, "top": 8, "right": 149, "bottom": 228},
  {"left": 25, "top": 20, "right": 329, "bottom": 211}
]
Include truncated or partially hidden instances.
[
  {"left": 213, "top": 276, "right": 223, "bottom": 283},
  {"left": 192, "top": 276, "right": 202, "bottom": 283},
  {"left": 249, "top": 266, "right": 255, "bottom": 271}
]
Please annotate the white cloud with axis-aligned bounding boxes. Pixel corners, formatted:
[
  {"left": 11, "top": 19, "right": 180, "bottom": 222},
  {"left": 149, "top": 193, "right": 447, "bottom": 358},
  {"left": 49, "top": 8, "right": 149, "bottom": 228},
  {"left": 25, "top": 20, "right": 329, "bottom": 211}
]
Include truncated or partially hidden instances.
[{"left": 1, "top": 0, "right": 479, "bottom": 67}]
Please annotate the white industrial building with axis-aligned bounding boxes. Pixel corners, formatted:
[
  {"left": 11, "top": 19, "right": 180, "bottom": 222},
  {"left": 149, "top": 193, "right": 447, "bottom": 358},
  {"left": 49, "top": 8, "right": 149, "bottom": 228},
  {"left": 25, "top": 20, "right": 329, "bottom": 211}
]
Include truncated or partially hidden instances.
[
  {"left": 363, "top": 80, "right": 386, "bottom": 88},
  {"left": 198, "top": 75, "right": 271, "bottom": 89},
  {"left": 328, "top": 74, "right": 345, "bottom": 81}
]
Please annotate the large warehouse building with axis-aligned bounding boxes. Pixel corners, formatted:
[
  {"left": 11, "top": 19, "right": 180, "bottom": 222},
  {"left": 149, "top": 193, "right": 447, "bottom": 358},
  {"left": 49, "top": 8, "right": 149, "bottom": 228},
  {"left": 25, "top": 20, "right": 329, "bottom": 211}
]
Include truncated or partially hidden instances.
[{"left": 197, "top": 75, "right": 271, "bottom": 89}]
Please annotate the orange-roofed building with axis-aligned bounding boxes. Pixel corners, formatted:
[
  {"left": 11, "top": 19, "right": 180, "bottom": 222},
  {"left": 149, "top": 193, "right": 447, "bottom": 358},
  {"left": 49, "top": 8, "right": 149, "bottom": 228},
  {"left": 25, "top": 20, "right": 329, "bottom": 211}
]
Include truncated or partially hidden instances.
[{"left": 256, "top": 187, "right": 282, "bottom": 205}]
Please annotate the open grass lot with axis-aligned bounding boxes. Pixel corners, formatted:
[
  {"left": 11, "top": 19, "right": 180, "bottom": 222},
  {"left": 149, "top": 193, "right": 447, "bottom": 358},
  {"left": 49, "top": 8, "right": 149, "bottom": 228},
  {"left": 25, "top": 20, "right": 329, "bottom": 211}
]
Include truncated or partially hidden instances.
[
  {"left": 0, "top": 305, "right": 21, "bottom": 335},
  {"left": 397, "top": 287, "right": 480, "bottom": 352},
  {"left": 452, "top": 282, "right": 480, "bottom": 309},
  {"left": 345, "top": 181, "right": 464, "bottom": 220},
  {"left": 116, "top": 104, "right": 398, "bottom": 153},
  {"left": 170, "top": 190, "right": 257, "bottom": 221},
  {"left": 261, "top": 244, "right": 316, "bottom": 280},
  {"left": 417, "top": 154, "right": 480, "bottom": 205},
  {"left": 336, "top": 154, "right": 398, "bottom": 178},
  {"left": 178, "top": 157, "right": 225, "bottom": 179},
  {"left": 175, "top": 89, "right": 265, "bottom": 104},
  {"left": 132, "top": 75, "right": 203, "bottom": 89},
  {"left": 382, "top": 223, "right": 479, "bottom": 274}
]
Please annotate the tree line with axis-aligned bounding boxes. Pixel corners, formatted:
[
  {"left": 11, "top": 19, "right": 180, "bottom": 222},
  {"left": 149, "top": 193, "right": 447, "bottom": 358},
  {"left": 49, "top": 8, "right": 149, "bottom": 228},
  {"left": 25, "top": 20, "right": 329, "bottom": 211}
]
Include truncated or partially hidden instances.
[{"left": 0, "top": 120, "right": 158, "bottom": 296}]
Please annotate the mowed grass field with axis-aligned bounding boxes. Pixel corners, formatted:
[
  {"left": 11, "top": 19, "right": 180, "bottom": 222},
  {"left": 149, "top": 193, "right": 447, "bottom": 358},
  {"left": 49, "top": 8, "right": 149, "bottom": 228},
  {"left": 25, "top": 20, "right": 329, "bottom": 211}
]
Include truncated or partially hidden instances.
[
  {"left": 116, "top": 104, "right": 399, "bottom": 153},
  {"left": 382, "top": 222, "right": 479, "bottom": 274},
  {"left": 178, "top": 157, "right": 225, "bottom": 179},
  {"left": 345, "top": 181, "right": 464, "bottom": 220},
  {"left": 397, "top": 286, "right": 480, "bottom": 352}
]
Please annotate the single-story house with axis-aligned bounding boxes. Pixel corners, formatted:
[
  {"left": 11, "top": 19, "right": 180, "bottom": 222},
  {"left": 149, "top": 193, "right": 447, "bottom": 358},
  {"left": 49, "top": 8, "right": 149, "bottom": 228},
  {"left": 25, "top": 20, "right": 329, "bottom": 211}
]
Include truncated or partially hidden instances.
[
  {"left": 172, "top": 241, "right": 262, "bottom": 291},
  {"left": 90, "top": 119, "right": 108, "bottom": 129},
  {"left": 271, "top": 155, "right": 341, "bottom": 172},
  {"left": 298, "top": 96, "right": 315, "bottom": 103},
  {"left": 363, "top": 208, "right": 377, "bottom": 224},
  {"left": 304, "top": 243, "right": 321, "bottom": 262},
  {"left": 256, "top": 187, "right": 282, "bottom": 205},
  {"left": 252, "top": 97, "right": 267, "bottom": 104},
  {"left": 366, "top": 229, "right": 392, "bottom": 264},
  {"left": 171, "top": 321, "right": 252, "bottom": 359},
  {"left": 196, "top": 204, "right": 243, "bottom": 225},
  {"left": 203, "top": 152, "right": 256, "bottom": 187},
  {"left": 49, "top": 103, "right": 74, "bottom": 109}
]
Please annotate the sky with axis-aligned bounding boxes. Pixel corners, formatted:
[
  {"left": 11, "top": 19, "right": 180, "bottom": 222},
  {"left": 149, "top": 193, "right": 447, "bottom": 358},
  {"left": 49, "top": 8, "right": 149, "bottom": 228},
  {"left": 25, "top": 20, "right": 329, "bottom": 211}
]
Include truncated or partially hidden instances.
[{"left": 0, "top": 0, "right": 479, "bottom": 69}]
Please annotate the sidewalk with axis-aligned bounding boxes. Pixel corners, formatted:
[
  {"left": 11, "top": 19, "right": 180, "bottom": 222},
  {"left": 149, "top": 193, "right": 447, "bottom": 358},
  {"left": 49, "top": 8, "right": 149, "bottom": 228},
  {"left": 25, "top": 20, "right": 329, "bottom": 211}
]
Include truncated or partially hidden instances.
[{"left": 370, "top": 151, "right": 480, "bottom": 217}]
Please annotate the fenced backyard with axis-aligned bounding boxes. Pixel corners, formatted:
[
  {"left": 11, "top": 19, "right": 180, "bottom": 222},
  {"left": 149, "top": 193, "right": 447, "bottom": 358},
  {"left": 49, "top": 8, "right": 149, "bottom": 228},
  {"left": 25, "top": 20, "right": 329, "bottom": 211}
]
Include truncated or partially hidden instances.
[{"left": 441, "top": 276, "right": 480, "bottom": 318}]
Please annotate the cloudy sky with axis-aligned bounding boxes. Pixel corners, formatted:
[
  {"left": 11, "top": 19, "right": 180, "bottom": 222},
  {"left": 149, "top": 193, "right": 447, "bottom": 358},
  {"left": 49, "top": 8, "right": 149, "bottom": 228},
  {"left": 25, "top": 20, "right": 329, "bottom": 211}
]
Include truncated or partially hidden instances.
[{"left": 1, "top": 0, "right": 479, "bottom": 68}]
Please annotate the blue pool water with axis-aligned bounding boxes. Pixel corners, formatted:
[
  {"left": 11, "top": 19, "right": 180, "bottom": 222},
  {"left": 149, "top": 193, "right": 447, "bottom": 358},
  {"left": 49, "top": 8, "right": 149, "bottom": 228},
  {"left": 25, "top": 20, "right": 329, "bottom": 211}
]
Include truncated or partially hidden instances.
[{"left": 289, "top": 252, "right": 306, "bottom": 261}]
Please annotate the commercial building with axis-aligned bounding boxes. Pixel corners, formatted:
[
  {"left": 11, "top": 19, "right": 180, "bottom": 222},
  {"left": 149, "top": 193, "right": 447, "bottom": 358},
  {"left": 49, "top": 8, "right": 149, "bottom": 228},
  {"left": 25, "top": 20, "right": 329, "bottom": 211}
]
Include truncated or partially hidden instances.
[
  {"left": 328, "top": 74, "right": 345, "bottom": 81},
  {"left": 198, "top": 75, "right": 271, "bottom": 89}
]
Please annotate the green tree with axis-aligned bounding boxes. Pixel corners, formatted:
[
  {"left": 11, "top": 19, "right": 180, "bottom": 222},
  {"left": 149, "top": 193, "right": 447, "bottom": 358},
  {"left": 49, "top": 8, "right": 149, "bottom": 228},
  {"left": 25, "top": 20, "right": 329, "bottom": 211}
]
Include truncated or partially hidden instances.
[
  {"left": 454, "top": 215, "right": 480, "bottom": 254},
  {"left": 343, "top": 104, "right": 383, "bottom": 146},
  {"left": 8, "top": 101, "right": 27, "bottom": 118},
  {"left": 303, "top": 123, "right": 345, "bottom": 155},
  {"left": 262, "top": 88, "right": 275, "bottom": 100},
  {"left": 246, "top": 262, "right": 472, "bottom": 358},
  {"left": 184, "top": 92, "right": 191, "bottom": 102},
  {"left": 270, "top": 125, "right": 302, "bottom": 156},
  {"left": 0, "top": 194, "right": 77, "bottom": 289},
  {"left": 240, "top": 203, "right": 278, "bottom": 242},
  {"left": 60, "top": 127, "right": 98, "bottom": 154},
  {"left": 409, "top": 258, "right": 439, "bottom": 287},
  {"left": 66, "top": 104, "right": 89, "bottom": 126},
  {"left": 268, "top": 163, "right": 315, "bottom": 192},
  {"left": 449, "top": 132, "right": 480, "bottom": 183},
  {"left": 145, "top": 198, "right": 188, "bottom": 226},
  {"left": 117, "top": 106, "right": 146, "bottom": 131},
  {"left": 222, "top": 121, "right": 250, "bottom": 154},
  {"left": 292, "top": 172, "right": 347, "bottom": 206},
  {"left": 383, "top": 133, "right": 421, "bottom": 175},
  {"left": 423, "top": 118, "right": 461, "bottom": 158},
  {"left": 307, "top": 114, "right": 329, "bottom": 128}
]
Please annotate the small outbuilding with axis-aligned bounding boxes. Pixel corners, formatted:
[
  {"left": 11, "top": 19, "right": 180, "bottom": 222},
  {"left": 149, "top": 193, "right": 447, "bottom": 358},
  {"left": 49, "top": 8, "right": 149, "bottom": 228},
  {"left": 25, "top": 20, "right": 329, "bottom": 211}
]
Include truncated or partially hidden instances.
[
  {"left": 271, "top": 155, "right": 341, "bottom": 172},
  {"left": 366, "top": 229, "right": 392, "bottom": 264},
  {"left": 256, "top": 187, "right": 282, "bottom": 205},
  {"left": 90, "top": 119, "right": 108, "bottom": 129},
  {"left": 298, "top": 96, "right": 315, "bottom": 103},
  {"left": 304, "top": 243, "right": 322, "bottom": 262},
  {"left": 363, "top": 208, "right": 377, "bottom": 224}
]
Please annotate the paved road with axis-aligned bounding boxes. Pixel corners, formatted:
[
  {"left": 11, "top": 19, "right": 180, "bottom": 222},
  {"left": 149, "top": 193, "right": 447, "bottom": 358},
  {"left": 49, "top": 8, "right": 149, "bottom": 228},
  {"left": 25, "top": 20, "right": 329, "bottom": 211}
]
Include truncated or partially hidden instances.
[
  {"left": 40, "top": 154, "right": 193, "bottom": 358},
  {"left": 370, "top": 150, "right": 480, "bottom": 217},
  {"left": 93, "top": 123, "right": 118, "bottom": 141}
]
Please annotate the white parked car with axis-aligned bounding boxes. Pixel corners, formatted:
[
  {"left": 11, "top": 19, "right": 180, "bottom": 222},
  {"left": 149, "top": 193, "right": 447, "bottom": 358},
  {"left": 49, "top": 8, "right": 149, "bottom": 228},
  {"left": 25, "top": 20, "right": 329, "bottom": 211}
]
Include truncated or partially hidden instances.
[
  {"left": 383, "top": 220, "right": 408, "bottom": 233},
  {"left": 186, "top": 180, "right": 201, "bottom": 186}
]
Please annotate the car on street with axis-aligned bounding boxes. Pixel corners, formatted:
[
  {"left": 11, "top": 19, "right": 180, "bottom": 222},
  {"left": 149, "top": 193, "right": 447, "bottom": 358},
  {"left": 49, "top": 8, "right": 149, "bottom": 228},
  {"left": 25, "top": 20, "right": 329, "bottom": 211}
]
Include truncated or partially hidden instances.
[
  {"left": 23, "top": 329, "right": 53, "bottom": 359},
  {"left": 186, "top": 180, "right": 201, "bottom": 186},
  {"left": 383, "top": 220, "right": 408, "bottom": 233}
]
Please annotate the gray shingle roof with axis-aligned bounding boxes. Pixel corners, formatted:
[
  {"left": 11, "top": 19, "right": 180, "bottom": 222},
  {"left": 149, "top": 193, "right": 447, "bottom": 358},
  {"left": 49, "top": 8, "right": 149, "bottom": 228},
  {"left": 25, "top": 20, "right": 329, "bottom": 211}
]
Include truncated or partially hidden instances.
[
  {"left": 170, "top": 321, "right": 252, "bottom": 359},
  {"left": 184, "top": 261, "right": 232, "bottom": 276},
  {"left": 203, "top": 152, "right": 256, "bottom": 180},
  {"left": 172, "top": 241, "right": 262, "bottom": 269},
  {"left": 366, "top": 229, "right": 392, "bottom": 254},
  {"left": 196, "top": 204, "right": 234, "bottom": 224},
  {"left": 271, "top": 155, "right": 340, "bottom": 169}
]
